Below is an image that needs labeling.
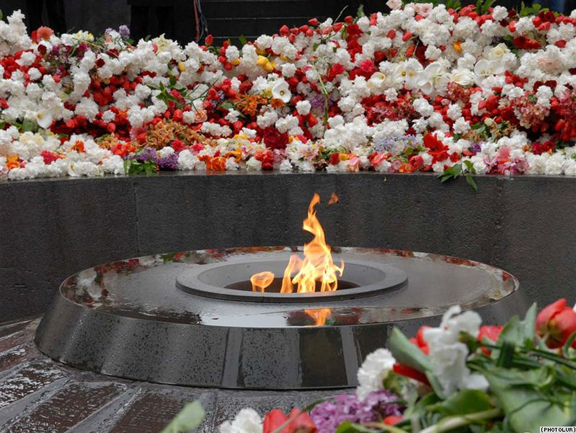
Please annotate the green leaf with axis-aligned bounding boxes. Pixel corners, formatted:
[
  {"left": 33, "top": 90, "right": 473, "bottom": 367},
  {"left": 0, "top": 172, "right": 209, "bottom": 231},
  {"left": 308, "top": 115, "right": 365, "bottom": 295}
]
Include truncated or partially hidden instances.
[
  {"left": 356, "top": 4, "right": 365, "bottom": 18},
  {"left": 21, "top": 118, "right": 38, "bottom": 133},
  {"left": 475, "top": 0, "right": 483, "bottom": 12},
  {"left": 335, "top": 422, "right": 377, "bottom": 433},
  {"left": 161, "top": 401, "right": 205, "bottom": 433},
  {"left": 388, "top": 327, "right": 431, "bottom": 373},
  {"left": 496, "top": 341, "right": 515, "bottom": 368},
  {"left": 238, "top": 35, "right": 248, "bottom": 46},
  {"left": 404, "top": 392, "right": 440, "bottom": 418},
  {"left": 466, "top": 173, "right": 478, "bottom": 192},
  {"left": 0, "top": 10, "right": 3, "bottom": 21},
  {"left": 563, "top": 331, "right": 576, "bottom": 359},
  {"left": 498, "top": 303, "right": 537, "bottom": 349},
  {"left": 383, "top": 372, "right": 415, "bottom": 405},
  {"left": 169, "top": 75, "right": 177, "bottom": 87},
  {"left": 480, "top": 365, "right": 571, "bottom": 433},
  {"left": 428, "top": 389, "right": 493, "bottom": 416}
]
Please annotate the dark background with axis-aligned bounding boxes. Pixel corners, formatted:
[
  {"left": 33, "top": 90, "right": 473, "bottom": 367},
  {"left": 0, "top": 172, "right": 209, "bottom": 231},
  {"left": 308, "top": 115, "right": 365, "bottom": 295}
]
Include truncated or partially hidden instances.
[{"left": 1, "top": 0, "right": 537, "bottom": 46}]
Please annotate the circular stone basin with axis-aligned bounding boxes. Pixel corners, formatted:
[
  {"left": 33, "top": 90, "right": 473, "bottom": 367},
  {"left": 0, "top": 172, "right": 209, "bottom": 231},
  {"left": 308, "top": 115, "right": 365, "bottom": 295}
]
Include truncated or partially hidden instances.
[
  {"left": 176, "top": 258, "right": 408, "bottom": 302},
  {"left": 35, "top": 247, "right": 519, "bottom": 390}
]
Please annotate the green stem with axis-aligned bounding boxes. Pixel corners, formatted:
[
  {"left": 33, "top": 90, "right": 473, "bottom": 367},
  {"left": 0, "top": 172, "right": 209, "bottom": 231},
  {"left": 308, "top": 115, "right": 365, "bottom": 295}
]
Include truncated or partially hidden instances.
[
  {"left": 420, "top": 408, "right": 503, "bottom": 433},
  {"left": 528, "top": 349, "right": 576, "bottom": 370},
  {"left": 362, "top": 421, "right": 407, "bottom": 433}
]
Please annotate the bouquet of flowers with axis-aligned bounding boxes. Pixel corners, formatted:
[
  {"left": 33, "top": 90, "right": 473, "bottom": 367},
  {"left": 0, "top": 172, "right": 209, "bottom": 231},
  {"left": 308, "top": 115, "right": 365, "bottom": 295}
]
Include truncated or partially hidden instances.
[{"left": 211, "top": 298, "right": 576, "bottom": 433}]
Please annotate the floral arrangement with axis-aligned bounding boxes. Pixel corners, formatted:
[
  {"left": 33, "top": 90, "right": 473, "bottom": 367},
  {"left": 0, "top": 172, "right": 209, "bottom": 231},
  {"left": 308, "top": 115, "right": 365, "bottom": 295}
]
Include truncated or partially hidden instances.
[
  {"left": 206, "top": 298, "right": 576, "bottom": 433},
  {"left": 4, "top": 2, "right": 576, "bottom": 182}
]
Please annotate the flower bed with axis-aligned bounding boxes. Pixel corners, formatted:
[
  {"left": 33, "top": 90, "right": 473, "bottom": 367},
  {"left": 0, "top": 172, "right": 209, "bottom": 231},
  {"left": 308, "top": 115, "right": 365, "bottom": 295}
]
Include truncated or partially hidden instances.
[
  {"left": 168, "top": 298, "right": 576, "bottom": 433},
  {"left": 2, "top": 2, "right": 576, "bottom": 181}
]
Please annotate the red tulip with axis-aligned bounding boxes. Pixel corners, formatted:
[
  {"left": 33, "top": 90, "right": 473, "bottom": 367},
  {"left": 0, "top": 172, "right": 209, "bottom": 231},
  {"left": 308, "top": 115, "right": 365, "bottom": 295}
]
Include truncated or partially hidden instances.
[
  {"left": 263, "top": 409, "right": 288, "bottom": 433},
  {"left": 478, "top": 325, "right": 502, "bottom": 355},
  {"left": 263, "top": 408, "right": 317, "bottom": 433},
  {"left": 536, "top": 299, "right": 576, "bottom": 348}
]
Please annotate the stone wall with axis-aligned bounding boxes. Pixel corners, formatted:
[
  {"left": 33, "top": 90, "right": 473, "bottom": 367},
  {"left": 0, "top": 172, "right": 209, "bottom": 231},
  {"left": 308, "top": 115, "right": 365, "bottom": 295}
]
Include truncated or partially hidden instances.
[{"left": 1, "top": 172, "right": 575, "bottom": 321}]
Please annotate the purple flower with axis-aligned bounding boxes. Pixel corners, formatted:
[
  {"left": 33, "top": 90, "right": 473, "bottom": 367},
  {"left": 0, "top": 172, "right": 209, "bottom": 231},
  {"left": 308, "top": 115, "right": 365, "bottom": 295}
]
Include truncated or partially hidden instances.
[
  {"left": 373, "top": 137, "right": 396, "bottom": 152},
  {"left": 135, "top": 147, "right": 158, "bottom": 163},
  {"left": 471, "top": 143, "right": 482, "bottom": 155},
  {"left": 105, "top": 28, "right": 114, "bottom": 35},
  {"left": 310, "top": 390, "right": 403, "bottom": 433},
  {"left": 310, "top": 94, "right": 326, "bottom": 111},
  {"left": 373, "top": 135, "right": 421, "bottom": 154},
  {"left": 158, "top": 152, "right": 179, "bottom": 170},
  {"left": 119, "top": 25, "right": 130, "bottom": 40}
]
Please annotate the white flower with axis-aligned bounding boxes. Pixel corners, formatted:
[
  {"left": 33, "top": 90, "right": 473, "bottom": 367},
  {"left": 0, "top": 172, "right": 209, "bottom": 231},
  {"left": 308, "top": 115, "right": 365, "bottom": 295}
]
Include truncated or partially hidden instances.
[
  {"left": 450, "top": 69, "right": 476, "bottom": 86},
  {"left": 395, "top": 60, "right": 423, "bottom": 89},
  {"left": 386, "top": 0, "right": 402, "bottom": 9},
  {"left": 356, "top": 348, "right": 396, "bottom": 400},
  {"left": 296, "top": 100, "right": 311, "bottom": 115},
  {"left": 418, "top": 63, "right": 449, "bottom": 95},
  {"left": 35, "top": 109, "right": 53, "bottom": 129},
  {"left": 219, "top": 408, "right": 263, "bottom": 433},
  {"left": 423, "top": 306, "right": 489, "bottom": 398},
  {"left": 272, "top": 80, "right": 292, "bottom": 103}
]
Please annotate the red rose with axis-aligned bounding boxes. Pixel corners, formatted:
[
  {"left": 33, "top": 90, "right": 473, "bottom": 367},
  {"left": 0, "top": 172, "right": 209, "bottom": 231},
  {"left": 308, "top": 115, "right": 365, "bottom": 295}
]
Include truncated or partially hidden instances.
[{"left": 536, "top": 299, "right": 576, "bottom": 348}]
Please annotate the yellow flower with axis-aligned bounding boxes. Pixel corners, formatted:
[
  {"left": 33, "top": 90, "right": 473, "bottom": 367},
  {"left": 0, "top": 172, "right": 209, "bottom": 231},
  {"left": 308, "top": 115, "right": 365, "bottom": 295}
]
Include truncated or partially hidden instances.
[
  {"left": 178, "top": 62, "right": 186, "bottom": 72},
  {"left": 453, "top": 41, "right": 462, "bottom": 53},
  {"left": 231, "top": 58, "right": 241, "bottom": 66},
  {"left": 257, "top": 55, "right": 269, "bottom": 67}
]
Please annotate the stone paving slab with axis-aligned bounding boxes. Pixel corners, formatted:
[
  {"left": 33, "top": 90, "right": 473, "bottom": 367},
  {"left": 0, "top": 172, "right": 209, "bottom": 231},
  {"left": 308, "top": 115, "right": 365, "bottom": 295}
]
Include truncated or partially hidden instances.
[{"left": 0, "top": 318, "right": 345, "bottom": 432}]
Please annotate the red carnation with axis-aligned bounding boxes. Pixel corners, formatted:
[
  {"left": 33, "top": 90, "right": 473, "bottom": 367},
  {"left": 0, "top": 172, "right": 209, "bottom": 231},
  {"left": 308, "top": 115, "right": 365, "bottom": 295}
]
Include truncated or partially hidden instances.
[{"left": 263, "top": 126, "right": 289, "bottom": 150}]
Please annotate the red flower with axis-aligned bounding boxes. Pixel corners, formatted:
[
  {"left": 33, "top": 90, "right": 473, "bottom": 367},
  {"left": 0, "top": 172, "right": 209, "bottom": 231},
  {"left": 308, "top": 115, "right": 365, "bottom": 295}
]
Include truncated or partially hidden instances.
[
  {"left": 536, "top": 299, "right": 576, "bottom": 348},
  {"left": 424, "top": 133, "right": 449, "bottom": 163},
  {"left": 263, "top": 409, "right": 288, "bottom": 433},
  {"left": 171, "top": 139, "right": 186, "bottom": 152},
  {"left": 263, "top": 408, "right": 317, "bottom": 433},
  {"left": 384, "top": 415, "right": 403, "bottom": 425},
  {"left": 478, "top": 325, "right": 502, "bottom": 355},
  {"left": 393, "top": 363, "right": 429, "bottom": 384},
  {"left": 263, "top": 126, "right": 289, "bottom": 150},
  {"left": 329, "top": 152, "right": 340, "bottom": 165}
]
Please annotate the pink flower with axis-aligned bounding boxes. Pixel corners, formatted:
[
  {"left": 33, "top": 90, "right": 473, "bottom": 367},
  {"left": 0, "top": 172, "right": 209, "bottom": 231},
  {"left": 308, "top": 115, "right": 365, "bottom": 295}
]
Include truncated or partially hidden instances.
[{"left": 414, "top": 3, "right": 433, "bottom": 17}]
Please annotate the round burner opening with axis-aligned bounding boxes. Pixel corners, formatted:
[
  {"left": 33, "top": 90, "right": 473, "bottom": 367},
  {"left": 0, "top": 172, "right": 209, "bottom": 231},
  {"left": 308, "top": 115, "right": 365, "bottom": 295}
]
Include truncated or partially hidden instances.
[
  {"left": 225, "top": 278, "right": 360, "bottom": 293},
  {"left": 176, "top": 257, "right": 408, "bottom": 303}
]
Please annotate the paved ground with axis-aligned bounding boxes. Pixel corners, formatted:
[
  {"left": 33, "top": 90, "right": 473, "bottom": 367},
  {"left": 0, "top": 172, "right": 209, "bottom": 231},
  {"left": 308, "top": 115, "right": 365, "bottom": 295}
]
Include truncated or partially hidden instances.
[{"left": 0, "top": 318, "right": 340, "bottom": 432}]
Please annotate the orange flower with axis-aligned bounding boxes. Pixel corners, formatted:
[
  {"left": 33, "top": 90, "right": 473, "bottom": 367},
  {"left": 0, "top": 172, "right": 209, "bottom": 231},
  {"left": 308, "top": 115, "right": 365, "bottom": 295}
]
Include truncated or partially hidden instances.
[
  {"left": 398, "top": 162, "right": 414, "bottom": 173},
  {"left": 37, "top": 27, "right": 54, "bottom": 41},
  {"left": 225, "top": 149, "right": 243, "bottom": 162},
  {"left": 270, "top": 98, "right": 285, "bottom": 108},
  {"left": 207, "top": 156, "right": 226, "bottom": 171},
  {"left": 6, "top": 155, "right": 20, "bottom": 170},
  {"left": 72, "top": 141, "right": 85, "bottom": 153}
]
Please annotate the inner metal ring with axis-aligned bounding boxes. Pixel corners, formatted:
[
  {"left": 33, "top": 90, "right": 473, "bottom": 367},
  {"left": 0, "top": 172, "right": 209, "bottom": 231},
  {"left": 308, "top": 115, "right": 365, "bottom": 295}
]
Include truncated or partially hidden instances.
[{"left": 176, "top": 257, "right": 408, "bottom": 303}]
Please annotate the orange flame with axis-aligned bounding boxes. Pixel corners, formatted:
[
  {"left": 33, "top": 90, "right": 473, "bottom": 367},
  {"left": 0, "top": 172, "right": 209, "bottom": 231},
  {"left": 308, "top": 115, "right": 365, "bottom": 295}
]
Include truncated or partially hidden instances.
[
  {"left": 305, "top": 308, "right": 332, "bottom": 326},
  {"left": 250, "top": 271, "right": 274, "bottom": 292},
  {"left": 251, "top": 193, "right": 344, "bottom": 293}
]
